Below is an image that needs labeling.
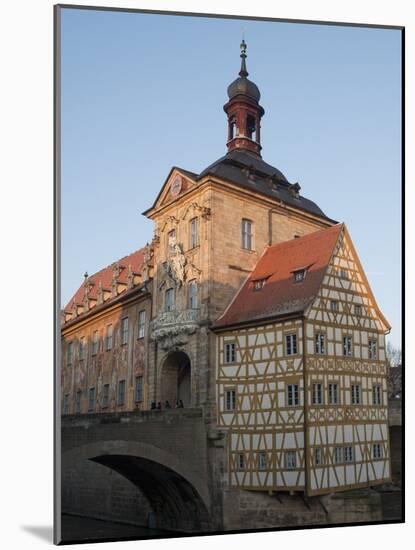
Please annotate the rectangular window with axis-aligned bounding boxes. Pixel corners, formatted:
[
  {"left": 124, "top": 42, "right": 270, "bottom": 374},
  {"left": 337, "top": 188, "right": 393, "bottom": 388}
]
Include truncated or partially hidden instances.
[
  {"left": 343, "top": 336, "right": 352, "bottom": 357},
  {"left": 106, "top": 325, "right": 113, "bottom": 351},
  {"left": 369, "top": 339, "right": 378, "bottom": 360},
  {"left": 373, "top": 443, "right": 382, "bottom": 460},
  {"left": 118, "top": 380, "right": 126, "bottom": 406},
  {"left": 79, "top": 337, "right": 86, "bottom": 361},
  {"left": 63, "top": 394, "right": 69, "bottom": 415},
  {"left": 351, "top": 384, "right": 361, "bottom": 405},
  {"left": 259, "top": 452, "right": 267, "bottom": 471},
  {"left": 328, "top": 383, "right": 339, "bottom": 405},
  {"left": 312, "top": 383, "right": 323, "bottom": 405},
  {"left": 190, "top": 217, "right": 199, "bottom": 249},
  {"left": 67, "top": 342, "right": 73, "bottom": 366},
  {"left": 224, "top": 343, "right": 236, "bottom": 364},
  {"left": 225, "top": 389, "right": 236, "bottom": 411},
  {"left": 330, "top": 300, "right": 338, "bottom": 312},
  {"left": 135, "top": 376, "right": 143, "bottom": 402},
  {"left": 92, "top": 330, "right": 99, "bottom": 355},
  {"left": 238, "top": 453, "right": 245, "bottom": 470},
  {"left": 102, "top": 384, "right": 109, "bottom": 409},
  {"left": 88, "top": 387, "right": 95, "bottom": 412},
  {"left": 314, "top": 448, "right": 322, "bottom": 466},
  {"left": 165, "top": 288, "right": 175, "bottom": 311},
  {"left": 189, "top": 280, "right": 198, "bottom": 309},
  {"left": 354, "top": 304, "right": 362, "bottom": 316},
  {"left": 373, "top": 384, "right": 382, "bottom": 405},
  {"left": 121, "top": 317, "right": 129, "bottom": 346},
  {"left": 285, "top": 451, "right": 296, "bottom": 470},
  {"left": 315, "top": 333, "right": 325, "bottom": 354},
  {"left": 344, "top": 446, "right": 354, "bottom": 463},
  {"left": 138, "top": 310, "right": 146, "bottom": 339},
  {"left": 241, "top": 219, "right": 253, "bottom": 250},
  {"left": 285, "top": 333, "right": 297, "bottom": 355},
  {"left": 75, "top": 390, "right": 82, "bottom": 414},
  {"left": 287, "top": 384, "right": 299, "bottom": 406},
  {"left": 340, "top": 268, "right": 349, "bottom": 279},
  {"left": 334, "top": 446, "right": 343, "bottom": 464}
]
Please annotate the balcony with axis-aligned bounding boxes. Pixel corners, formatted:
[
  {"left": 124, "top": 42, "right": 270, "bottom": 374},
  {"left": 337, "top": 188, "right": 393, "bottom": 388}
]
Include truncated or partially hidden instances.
[{"left": 151, "top": 309, "right": 200, "bottom": 350}]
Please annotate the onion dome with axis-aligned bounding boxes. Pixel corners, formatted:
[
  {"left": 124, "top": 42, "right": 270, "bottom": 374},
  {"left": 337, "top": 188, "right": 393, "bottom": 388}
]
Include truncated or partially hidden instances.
[{"left": 227, "top": 39, "right": 261, "bottom": 102}]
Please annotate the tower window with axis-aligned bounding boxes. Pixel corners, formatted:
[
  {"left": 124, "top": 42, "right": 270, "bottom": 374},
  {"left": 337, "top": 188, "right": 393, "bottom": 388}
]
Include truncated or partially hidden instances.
[
  {"left": 246, "top": 114, "right": 256, "bottom": 140},
  {"left": 241, "top": 219, "right": 253, "bottom": 250}
]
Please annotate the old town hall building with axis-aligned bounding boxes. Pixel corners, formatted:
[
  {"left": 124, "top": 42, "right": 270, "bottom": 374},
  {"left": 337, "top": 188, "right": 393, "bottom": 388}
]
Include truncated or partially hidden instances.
[{"left": 61, "top": 41, "right": 391, "bottom": 514}]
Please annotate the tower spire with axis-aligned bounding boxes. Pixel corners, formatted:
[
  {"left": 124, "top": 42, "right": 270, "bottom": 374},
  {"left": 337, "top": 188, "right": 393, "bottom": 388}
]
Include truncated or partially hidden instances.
[
  {"left": 224, "top": 40, "right": 264, "bottom": 157},
  {"left": 239, "top": 38, "right": 248, "bottom": 77}
]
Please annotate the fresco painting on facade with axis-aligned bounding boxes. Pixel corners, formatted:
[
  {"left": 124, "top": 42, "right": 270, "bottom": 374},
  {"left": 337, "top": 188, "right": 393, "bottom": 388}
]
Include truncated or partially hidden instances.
[{"left": 57, "top": 6, "right": 402, "bottom": 545}]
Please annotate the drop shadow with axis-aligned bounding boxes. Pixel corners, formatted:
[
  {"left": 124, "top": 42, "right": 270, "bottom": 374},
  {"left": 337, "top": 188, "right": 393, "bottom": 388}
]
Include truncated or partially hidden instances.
[{"left": 20, "top": 525, "right": 53, "bottom": 543}]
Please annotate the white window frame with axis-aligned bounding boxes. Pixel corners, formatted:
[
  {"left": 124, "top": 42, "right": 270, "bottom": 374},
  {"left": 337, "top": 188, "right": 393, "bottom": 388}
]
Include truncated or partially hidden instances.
[
  {"left": 372, "top": 384, "right": 382, "bottom": 405},
  {"left": 106, "top": 325, "right": 113, "bottom": 351},
  {"left": 293, "top": 269, "right": 306, "bottom": 283},
  {"left": 373, "top": 443, "right": 382, "bottom": 460},
  {"left": 343, "top": 335, "right": 353, "bottom": 357},
  {"left": 287, "top": 384, "right": 299, "bottom": 407},
  {"left": 369, "top": 339, "right": 378, "bottom": 360},
  {"left": 121, "top": 317, "right": 129, "bottom": 346},
  {"left": 330, "top": 300, "right": 338, "bottom": 312},
  {"left": 285, "top": 451, "right": 296, "bottom": 470},
  {"left": 314, "top": 447, "right": 322, "bottom": 466},
  {"left": 285, "top": 333, "right": 297, "bottom": 356},
  {"left": 354, "top": 304, "right": 362, "bottom": 316},
  {"left": 351, "top": 384, "right": 361, "bottom": 405},
  {"left": 315, "top": 332, "right": 325, "bottom": 354},
  {"left": 225, "top": 389, "right": 236, "bottom": 411},
  {"left": 312, "top": 383, "right": 324, "bottom": 405},
  {"left": 344, "top": 446, "right": 354, "bottom": 463},
  {"left": 241, "top": 218, "right": 253, "bottom": 250},
  {"left": 138, "top": 310, "right": 146, "bottom": 339},
  {"left": 328, "top": 383, "right": 339, "bottom": 405},
  {"left": 259, "top": 452, "right": 267, "bottom": 471},
  {"left": 334, "top": 446, "right": 343, "bottom": 464},
  {"left": 190, "top": 217, "right": 199, "bottom": 249},
  {"left": 224, "top": 342, "right": 236, "bottom": 364},
  {"left": 238, "top": 453, "right": 245, "bottom": 471}
]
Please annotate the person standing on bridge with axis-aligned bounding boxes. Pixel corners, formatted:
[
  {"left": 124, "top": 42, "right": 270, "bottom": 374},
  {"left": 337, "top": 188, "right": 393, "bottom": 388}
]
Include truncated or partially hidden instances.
[{"left": 165, "top": 400, "right": 171, "bottom": 409}]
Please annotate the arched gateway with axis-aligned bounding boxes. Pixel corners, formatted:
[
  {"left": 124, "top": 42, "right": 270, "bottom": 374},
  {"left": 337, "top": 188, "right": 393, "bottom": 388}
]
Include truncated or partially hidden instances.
[{"left": 160, "top": 351, "right": 191, "bottom": 407}]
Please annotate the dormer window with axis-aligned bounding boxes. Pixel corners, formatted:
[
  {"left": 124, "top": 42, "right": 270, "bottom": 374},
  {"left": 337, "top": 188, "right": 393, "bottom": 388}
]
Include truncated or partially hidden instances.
[
  {"left": 293, "top": 269, "right": 306, "bottom": 283},
  {"left": 253, "top": 279, "right": 266, "bottom": 291}
]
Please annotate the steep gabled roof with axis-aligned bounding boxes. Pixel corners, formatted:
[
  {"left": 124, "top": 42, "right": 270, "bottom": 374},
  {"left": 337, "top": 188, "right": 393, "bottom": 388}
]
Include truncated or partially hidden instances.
[
  {"left": 63, "top": 247, "right": 146, "bottom": 316},
  {"left": 213, "top": 224, "right": 344, "bottom": 329}
]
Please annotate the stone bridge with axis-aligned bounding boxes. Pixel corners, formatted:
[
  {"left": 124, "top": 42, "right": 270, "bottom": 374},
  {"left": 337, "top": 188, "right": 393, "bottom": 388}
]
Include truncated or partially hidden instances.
[{"left": 61, "top": 408, "right": 219, "bottom": 533}]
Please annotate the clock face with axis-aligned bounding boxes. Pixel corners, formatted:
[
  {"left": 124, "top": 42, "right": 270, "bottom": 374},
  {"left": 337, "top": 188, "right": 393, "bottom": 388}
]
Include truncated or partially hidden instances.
[{"left": 170, "top": 176, "right": 182, "bottom": 196}]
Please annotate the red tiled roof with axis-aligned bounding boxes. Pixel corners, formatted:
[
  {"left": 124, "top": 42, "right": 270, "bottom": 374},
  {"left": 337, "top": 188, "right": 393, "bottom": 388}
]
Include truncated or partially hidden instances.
[
  {"left": 213, "top": 224, "right": 343, "bottom": 329},
  {"left": 63, "top": 247, "right": 146, "bottom": 314}
]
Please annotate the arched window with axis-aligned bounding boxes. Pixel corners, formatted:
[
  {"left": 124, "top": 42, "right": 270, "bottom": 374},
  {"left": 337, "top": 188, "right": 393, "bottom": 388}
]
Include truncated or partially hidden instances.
[{"left": 246, "top": 114, "right": 256, "bottom": 141}]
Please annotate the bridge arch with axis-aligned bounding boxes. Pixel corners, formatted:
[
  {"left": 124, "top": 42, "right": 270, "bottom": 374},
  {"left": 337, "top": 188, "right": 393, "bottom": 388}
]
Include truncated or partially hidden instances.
[{"left": 62, "top": 439, "right": 211, "bottom": 532}]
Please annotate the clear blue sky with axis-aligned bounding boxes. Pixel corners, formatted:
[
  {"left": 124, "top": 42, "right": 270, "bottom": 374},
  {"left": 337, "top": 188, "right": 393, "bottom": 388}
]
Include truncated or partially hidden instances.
[{"left": 60, "top": 8, "right": 401, "bottom": 347}]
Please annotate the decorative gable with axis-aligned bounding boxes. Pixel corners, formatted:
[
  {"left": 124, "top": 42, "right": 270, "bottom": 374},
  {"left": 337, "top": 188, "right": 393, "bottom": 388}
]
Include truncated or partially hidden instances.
[{"left": 144, "top": 167, "right": 198, "bottom": 217}]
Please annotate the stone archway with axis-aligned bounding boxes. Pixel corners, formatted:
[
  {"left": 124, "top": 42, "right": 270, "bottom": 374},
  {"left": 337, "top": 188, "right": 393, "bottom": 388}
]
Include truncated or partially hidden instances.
[{"left": 160, "top": 351, "right": 192, "bottom": 407}]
